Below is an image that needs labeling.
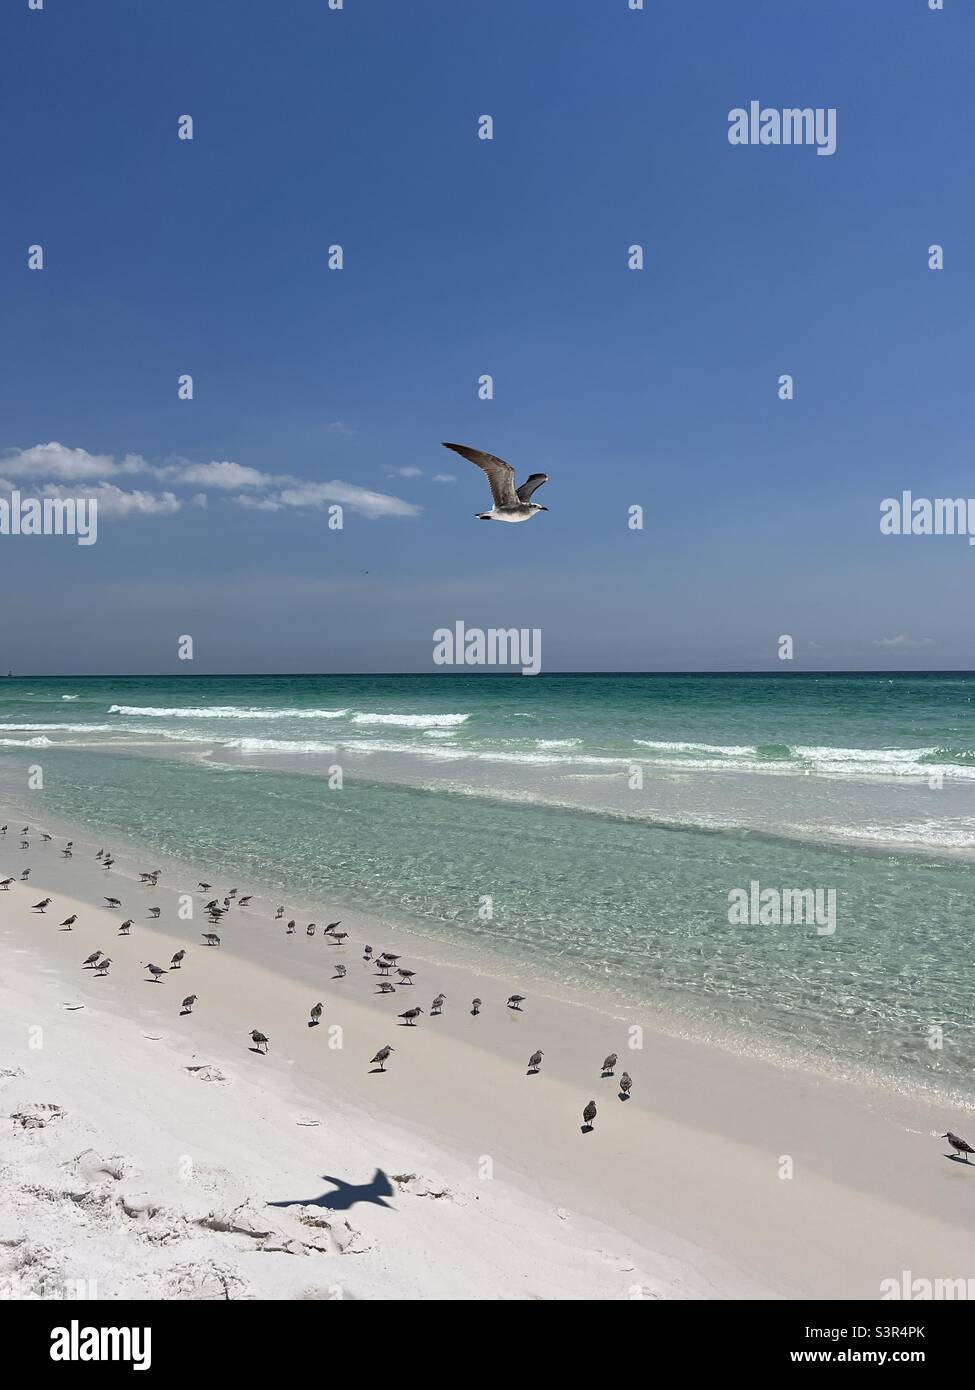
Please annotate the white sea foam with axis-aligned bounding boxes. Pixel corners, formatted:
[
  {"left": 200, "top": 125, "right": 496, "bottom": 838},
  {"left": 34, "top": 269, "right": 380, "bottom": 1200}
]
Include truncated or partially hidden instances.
[
  {"left": 108, "top": 704, "right": 349, "bottom": 719},
  {"left": 0, "top": 736, "right": 52, "bottom": 747},
  {"left": 349, "top": 713, "right": 470, "bottom": 728}
]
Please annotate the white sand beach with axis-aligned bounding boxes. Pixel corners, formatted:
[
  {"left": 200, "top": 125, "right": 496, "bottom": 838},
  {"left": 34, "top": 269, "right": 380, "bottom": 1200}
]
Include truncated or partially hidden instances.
[{"left": 1, "top": 822, "right": 973, "bottom": 1302}]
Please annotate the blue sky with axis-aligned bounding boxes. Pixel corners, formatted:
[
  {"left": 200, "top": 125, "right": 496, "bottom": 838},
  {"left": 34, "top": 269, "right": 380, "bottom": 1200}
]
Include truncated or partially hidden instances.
[{"left": 0, "top": 0, "right": 971, "bottom": 674}]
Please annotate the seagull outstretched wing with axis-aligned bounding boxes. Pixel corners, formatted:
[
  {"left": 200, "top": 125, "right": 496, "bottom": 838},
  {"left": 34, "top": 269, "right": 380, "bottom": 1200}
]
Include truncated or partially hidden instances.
[
  {"left": 442, "top": 443, "right": 518, "bottom": 508},
  {"left": 516, "top": 473, "right": 548, "bottom": 502}
]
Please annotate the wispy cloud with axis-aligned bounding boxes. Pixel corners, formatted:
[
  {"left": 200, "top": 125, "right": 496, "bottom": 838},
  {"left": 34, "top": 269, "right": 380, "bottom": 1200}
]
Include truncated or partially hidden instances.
[
  {"left": 163, "top": 460, "right": 272, "bottom": 489},
  {"left": 1, "top": 442, "right": 148, "bottom": 481},
  {"left": 0, "top": 441, "right": 420, "bottom": 524},
  {"left": 9, "top": 479, "right": 184, "bottom": 517},
  {"left": 266, "top": 480, "right": 421, "bottom": 519},
  {"left": 871, "top": 634, "right": 934, "bottom": 649}
]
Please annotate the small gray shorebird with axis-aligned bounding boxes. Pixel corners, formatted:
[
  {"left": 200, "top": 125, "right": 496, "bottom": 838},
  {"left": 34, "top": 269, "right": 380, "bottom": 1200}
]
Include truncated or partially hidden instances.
[
  {"left": 309, "top": 1002, "right": 323, "bottom": 1026},
  {"left": 601, "top": 1052, "right": 618, "bottom": 1076},
  {"left": 250, "top": 1029, "right": 269, "bottom": 1053},
  {"left": 398, "top": 1007, "right": 423, "bottom": 1026},
  {"left": 528, "top": 1049, "right": 543, "bottom": 1074},
  {"left": 442, "top": 443, "right": 549, "bottom": 523},
  {"left": 144, "top": 962, "right": 167, "bottom": 982},
  {"left": 619, "top": 1072, "right": 633, "bottom": 1098},
  {"left": 181, "top": 995, "right": 197, "bottom": 1014},
  {"left": 370, "top": 1045, "right": 394, "bottom": 1071},
  {"left": 943, "top": 1132, "right": 974, "bottom": 1162},
  {"left": 583, "top": 1100, "right": 597, "bottom": 1130}
]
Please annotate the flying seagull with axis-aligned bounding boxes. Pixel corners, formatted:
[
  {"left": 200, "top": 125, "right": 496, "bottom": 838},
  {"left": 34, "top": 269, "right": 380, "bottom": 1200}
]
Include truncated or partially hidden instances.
[
  {"left": 442, "top": 443, "right": 549, "bottom": 523},
  {"left": 943, "top": 1132, "right": 974, "bottom": 1162}
]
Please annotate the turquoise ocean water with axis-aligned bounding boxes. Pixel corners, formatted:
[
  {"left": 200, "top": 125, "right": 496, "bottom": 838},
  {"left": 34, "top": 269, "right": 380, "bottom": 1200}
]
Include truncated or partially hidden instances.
[{"left": 1, "top": 672, "right": 973, "bottom": 1095}]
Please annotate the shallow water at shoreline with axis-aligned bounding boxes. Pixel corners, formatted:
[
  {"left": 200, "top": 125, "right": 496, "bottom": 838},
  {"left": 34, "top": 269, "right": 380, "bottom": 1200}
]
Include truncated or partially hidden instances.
[{"left": 2, "top": 715, "right": 974, "bottom": 1102}]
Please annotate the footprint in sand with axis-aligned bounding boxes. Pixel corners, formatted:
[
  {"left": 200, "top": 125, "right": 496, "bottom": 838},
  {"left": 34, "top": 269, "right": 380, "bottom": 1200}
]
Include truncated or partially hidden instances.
[
  {"left": 184, "top": 1064, "right": 230, "bottom": 1084},
  {"left": 10, "top": 1103, "right": 66, "bottom": 1129}
]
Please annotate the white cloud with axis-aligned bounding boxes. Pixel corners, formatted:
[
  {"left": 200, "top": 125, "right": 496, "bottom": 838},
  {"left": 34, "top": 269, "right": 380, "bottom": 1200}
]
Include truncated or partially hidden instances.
[
  {"left": 33, "top": 481, "right": 182, "bottom": 517},
  {"left": 1, "top": 441, "right": 148, "bottom": 480},
  {"left": 387, "top": 466, "right": 424, "bottom": 478},
  {"left": 1, "top": 441, "right": 419, "bottom": 523},
  {"left": 871, "top": 634, "right": 934, "bottom": 648},
  {"left": 236, "top": 495, "right": 283, "bottom": 512},
  {"left": 273, "top": 480, "right": 420, "bottom": 519},
  {"left": 166, "top": 460, "right": 272, "bottom": 489},
  {"left": 432, "top": 473, "right": 456, "bottom": 483}
]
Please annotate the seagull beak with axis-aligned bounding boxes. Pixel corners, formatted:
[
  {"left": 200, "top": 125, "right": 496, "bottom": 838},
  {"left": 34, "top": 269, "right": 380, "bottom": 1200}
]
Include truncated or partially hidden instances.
[{"left": 540, "top": 505, "right": 549, "bottom": 511}]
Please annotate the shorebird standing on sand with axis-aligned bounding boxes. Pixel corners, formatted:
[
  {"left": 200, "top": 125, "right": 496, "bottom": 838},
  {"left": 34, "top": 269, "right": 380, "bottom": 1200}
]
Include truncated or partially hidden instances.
[
  {"left": 59, "top": 914, "right": 78, "bottom": 930},
  {"left": 181, "top": 995, "right": 197, "bottom": 1015},
  {"left": 148, "top": 907, "right": 161, "bottom": 919},
  {"left": 471, "top": 997, "right": 482, "bottom": 1016},
  {"left": 94, "top": 957, "right": 111, "bottom": 976},
  {"left": 309, "top": 1002, "right": 324, "bottom": 1026},
  {"left": 82, "top": 950, "right": 102, "bottom": 968},
  {"left": 377, "top": 981, "right": 396, "bottom": 994},
  {"left": 398, "top": 1007, "right": 423, "bottom": 1026},
  {"left": 201, "top": 932, "right": 220, "bottom": 946},
  {"left": 583, "top": 1101, "right": 597, "bottom": 1130},
  {"left": 619, "top": 1072, "right": 633, "bottom": 1098},
  {"left": 370, "top": 1045, "right": 394, "bottom": 1071},
  {"left": 31, "top": 897, "right": 52, "bottom": 912},
  {"left": 442, "top": 442, "right": 550, "bottom": 523},
  {"left": 601, "top": 1053, "right": 618, "bottom": 1076},
  {"left": 333, "top": 964, "right": 347, "bottom": 980},
  {"left": 104, "top": 896, "right": 121, "bottom": 909},
  {"left": 250, "top": 1029, "right": 269, "bottom": 1053},
  {"left": 118, "top": 919, "right": 133, "bottom": 935},
  {"left": 397, "top": 968, "right": 416, "bottom": 985},
  {"left": 275, "top": 906, "right": 284, "bottom": 919},
  {"left": 170, "top": 949, "right": 185, "bottom": 968},
  {"left": 507, "top": 994, "right": 525, "bottom": 1010},
  {"left": 943, "top": 1132, "right": 975, "bottom": 1162},
  {"left": 528, "top": 1049, "right": 543, "bottom": 1074},
  {"left": 20, "top": 869, "right": 30, "bottom": 882},
  {"left": 431, "top": 993, "right": 445, "bottom": 1015},
  {"left": 144, "top": 963, "right": 167, "bottom": 982}
]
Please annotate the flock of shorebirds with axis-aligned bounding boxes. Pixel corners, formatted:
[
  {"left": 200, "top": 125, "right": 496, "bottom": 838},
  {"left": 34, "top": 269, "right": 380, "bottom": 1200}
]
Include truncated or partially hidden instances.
[{"left": 2, "top": 824, "right": 650, "bottom": 1132}]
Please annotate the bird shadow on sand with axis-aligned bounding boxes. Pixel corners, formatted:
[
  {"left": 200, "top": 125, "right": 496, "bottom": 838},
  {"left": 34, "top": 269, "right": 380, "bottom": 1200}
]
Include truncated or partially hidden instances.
[
  {"left": 946, "top": 1153, "right": 972, "bottom": 1166},
  {"left": 581, "top": 1123, "right": 594, "bottom": 1134},
  {"left": 618, "top": 1092, "right": 630, "bottom": 1102},
  {"left": 269, "top": 1168, "right": 395, "bottom": 1213}
]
